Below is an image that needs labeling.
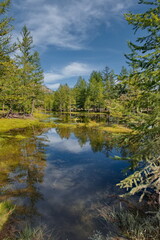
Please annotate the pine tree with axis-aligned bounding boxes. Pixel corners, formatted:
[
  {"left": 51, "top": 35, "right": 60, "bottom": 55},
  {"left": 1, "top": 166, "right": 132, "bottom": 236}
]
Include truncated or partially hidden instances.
[
  {"left": 0, "top": 0, "right": 18, "bottom": 113},
  {"left": 125, "top": 0, "right": 160, "bottom": 90},
  {"left": 102, "top": 67, "right": 116, "bottom": 99},
  {"left": 30, "top": 51, "right": 44, "bottom": 113},
  {"left": 74, "top": 77, "right": 88, "bottom": 110},
  {"left": 88, "top": 71, "right": 104, "bottom": 111},
  {"left": 54, "top": 84, "right": 73, "bottom": 112},
  {"left": 118, "top": 0, "right": 160, "bottom": 203},
  {"left": 0, "top": 0, "right": 14, "bottom": 61},
  {"left": 15, "top": 26, "right": 44, "bottom": 114}
]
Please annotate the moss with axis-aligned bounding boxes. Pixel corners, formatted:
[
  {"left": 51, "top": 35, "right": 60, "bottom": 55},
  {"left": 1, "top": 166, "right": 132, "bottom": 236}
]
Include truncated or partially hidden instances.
[
  {"left": 0, "top": 118, "right": 37, "bottom": 132},
  {"left": 0, "top": 201, "right": 15, "bottom": 231},
  {"left": 99, "top": 124, "right": 132, "bottom": 133},
  {"left": 0, "top": 114, "right": 132, "bottom": 134},
  {"left": 33, "top": 112, "right": 50, "bottom": 120},
  {"left": 0, "top": 118, "right": 56, "bottom": 133},
  {"left": 53, "top": 121, "right": 132, "bottom": 134}
]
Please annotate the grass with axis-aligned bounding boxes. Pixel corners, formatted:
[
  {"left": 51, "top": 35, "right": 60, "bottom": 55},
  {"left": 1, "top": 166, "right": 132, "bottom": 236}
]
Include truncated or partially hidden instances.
[
  {"left": 99, "top": 124, "right": 132, "bottom": 133},
  {"left": 55, "top": 121, "right": 132, "bottom": 134},
  {"left": 0, "top": 201, "right": 55, "bottom": 240},
  {"left": 0, "top": 111, "right": 132, "bottom": 134},
  {"left": 95, "top": 206, "right": 160, "bottom": 240},
  {"left": 2, "top": 225, "right": 57, "bottom": 240},
  {"left": 0, "top": 118, "right": 40, "bottom": 132},
  {"left": 16, "top": 225, "right": 52, "bottom": 240},
  {"left": 89, "top": 231, "right": 106, "bottom": 240},
  {"left": 0, "top": 116, "right": 56, "bottom": 133},
  {"left": 0, "top": 201, "right": 15, "bottom": 231}
]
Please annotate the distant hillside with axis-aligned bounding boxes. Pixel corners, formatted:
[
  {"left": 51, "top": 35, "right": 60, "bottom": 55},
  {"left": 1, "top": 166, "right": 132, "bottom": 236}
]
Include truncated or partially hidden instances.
[{"left": 42, "top": 85, "right": 53, "bottom": 93}]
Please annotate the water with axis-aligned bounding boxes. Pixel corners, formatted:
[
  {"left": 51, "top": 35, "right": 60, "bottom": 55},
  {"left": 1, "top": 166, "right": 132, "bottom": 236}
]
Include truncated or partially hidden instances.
[{"left": 0, "top": 115, "right": 131, "bottom": 240}]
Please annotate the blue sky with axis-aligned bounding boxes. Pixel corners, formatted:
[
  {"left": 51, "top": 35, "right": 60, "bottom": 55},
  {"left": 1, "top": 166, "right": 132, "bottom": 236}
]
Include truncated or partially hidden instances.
[{"left": 10, "top": 0, "right": 144, "bottom": 90}]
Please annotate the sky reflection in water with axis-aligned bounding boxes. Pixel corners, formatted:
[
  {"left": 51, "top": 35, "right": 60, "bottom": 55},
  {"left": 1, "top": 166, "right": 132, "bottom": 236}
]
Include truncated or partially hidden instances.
[
  {"left": 0, "top": 126, "right": 130, "bottom": 240},
  {"left": 35, "top": 128, "right": 129, "bottom": 239}
]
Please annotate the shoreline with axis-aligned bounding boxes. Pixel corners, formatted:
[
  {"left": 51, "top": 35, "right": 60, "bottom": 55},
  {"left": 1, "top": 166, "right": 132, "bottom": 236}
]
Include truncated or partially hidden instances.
[{"left": 0, "top": 114, "right": 132, "bottom": 134}]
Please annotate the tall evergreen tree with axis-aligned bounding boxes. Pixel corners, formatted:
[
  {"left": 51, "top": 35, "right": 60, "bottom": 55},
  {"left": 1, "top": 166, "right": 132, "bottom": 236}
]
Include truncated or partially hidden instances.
[
  {"left": 88, "top": 71, "right": 104, "bottom": 111},
  {"left": 0, "top": 0, "right": 18, "bottom": 113},
  {"left": 15, "top": 26, "right": 44, "bottom": 113},
  {"left": 54, "top": 84, "right": 73, "bottom": 112},
  {"left": 0, "top": 0, "right": 14, "bottom": 61},
  {"left": 116, "top": 66, "right": 129, "bottom": 97},
  {"left": 102, "top": 67, "right": 116, "bottom": 99},
  {"left": 118, "top": 0, "right": 160, "bottom": 202},
  {"left": 74, "top": 76, "right": 88, "bottom": 110},
  {"left": 125, "top": 0, "right": 160, "bottom": 90}
]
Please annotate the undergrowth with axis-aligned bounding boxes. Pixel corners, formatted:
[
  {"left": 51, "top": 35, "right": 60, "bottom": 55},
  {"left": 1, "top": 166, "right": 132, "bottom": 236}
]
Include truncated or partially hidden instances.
[{"left": 91, "top": 205, "right": 160, "bottom": 240}]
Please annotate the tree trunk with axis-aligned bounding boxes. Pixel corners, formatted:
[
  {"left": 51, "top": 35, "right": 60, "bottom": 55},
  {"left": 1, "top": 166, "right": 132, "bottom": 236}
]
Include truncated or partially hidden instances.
[{"left": 31, "top": 99, "right": 35, "bottom": 115}]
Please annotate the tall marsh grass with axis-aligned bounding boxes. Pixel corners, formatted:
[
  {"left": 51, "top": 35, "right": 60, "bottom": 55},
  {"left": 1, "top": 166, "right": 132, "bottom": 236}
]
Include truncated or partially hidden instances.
[{"left": 93, "top": 205, "right": 160, "bottom": 240}]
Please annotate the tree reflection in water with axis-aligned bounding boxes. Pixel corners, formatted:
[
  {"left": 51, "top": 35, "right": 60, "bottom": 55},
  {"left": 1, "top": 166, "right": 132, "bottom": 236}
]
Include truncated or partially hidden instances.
[
  {"left": 0, "top": 127, "right": 48, "bottom": 219},
  {"left": 0, "top": 121, "right": 133, "bottom": 240}
]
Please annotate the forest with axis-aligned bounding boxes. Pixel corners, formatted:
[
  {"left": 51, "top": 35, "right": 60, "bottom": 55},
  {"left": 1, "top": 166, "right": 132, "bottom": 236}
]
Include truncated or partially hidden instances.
[{"left": 0, "top": 0, "right": 160, "bottom": 239}]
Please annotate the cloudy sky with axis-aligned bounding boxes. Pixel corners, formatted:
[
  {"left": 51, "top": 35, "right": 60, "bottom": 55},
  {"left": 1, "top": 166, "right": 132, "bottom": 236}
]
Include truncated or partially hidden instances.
[{"left": 11, "top": 0, "right": 143, "bottom": 90}]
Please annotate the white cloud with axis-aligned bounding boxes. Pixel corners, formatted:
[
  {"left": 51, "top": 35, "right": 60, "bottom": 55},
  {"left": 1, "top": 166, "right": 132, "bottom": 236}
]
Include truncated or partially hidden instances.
[
  {"left": 47, "top": 83, "right": 60, "bottom": 90},
  {"left": 14, "top": 0, "right": 135, "bottom": 50},
  {"left": 44, "top": 62, "right": 92, "bottom": 90},
  {"left": 44, "top": 129, "right": 90, "bottom": 154},
  {"left": 63, "top": 62, "right": 91, "bottom": 76},
  {"left": 44, "top": 73, "right": 64, "bottom": 83}
]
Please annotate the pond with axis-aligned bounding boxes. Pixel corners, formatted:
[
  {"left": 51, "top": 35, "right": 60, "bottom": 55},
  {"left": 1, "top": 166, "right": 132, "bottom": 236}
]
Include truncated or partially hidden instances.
[{"left": 0, "top": 114, "right": 132, "bottom": 240}]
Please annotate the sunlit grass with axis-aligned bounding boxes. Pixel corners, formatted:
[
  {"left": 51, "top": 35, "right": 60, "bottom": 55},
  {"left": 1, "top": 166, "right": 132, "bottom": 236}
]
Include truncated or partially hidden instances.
[
  {"left": 33, "top": 112, "right": 50, "bottom": 120},
  {"left": 0, "top": 118, "right": 39, "bottom": 132},
  {"left": 0, "top": 112, "right": 132, "bottom": 134},
  {"left": 55, "top": 121, "right": 132, "bottom": 134},
  {"left": 99, "top": 124, "right": 132, "bottom": 133},
  {"left": 0, "top": 118, "right": 56, "bottom": 133}
]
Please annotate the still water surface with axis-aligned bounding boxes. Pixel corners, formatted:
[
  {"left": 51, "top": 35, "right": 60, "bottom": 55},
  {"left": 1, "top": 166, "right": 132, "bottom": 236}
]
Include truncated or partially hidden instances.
[{"left": 0, "top": 115, "right": 131, "bottom": 240}]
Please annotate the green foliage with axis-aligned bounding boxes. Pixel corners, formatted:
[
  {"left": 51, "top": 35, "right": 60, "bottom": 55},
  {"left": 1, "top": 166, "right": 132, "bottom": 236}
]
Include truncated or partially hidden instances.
[
  {"left": 0, "top": 3, "right": 44, "bottom": 115},
  {"left": 15, "top": 26, "right": 44, "bottom": 114},
  {"left": 118, "top": 0, "right": 160, "bottom": 202},
  {"left": 0, "top": 0, "right": 14, "bottom": 59},
  {"left": 17, "top": 225, "right": 53, "bottom": 240},
  {"left": 0, "top": 201, "right": 14, "bottom": 231},
  {"left": 102, "top": 67, "right": 116, "bottom": 99},
  {"left": 53, "top": 84, "right": 75, "bottom": 112},
  {"left": 88, "top": 71, "right": 104, "bottom": 111},
  {"left": 125, "top": 0, "right": 160, "bottom": 69},
  {"left": 74, "top": 76, "right": 88, "bottom": 109},
  {"left": 97, "top": 205, "right": 160, "bottom": 240},
  {"left": 117, "top": 159, "right": 160, "bottom": 201}
]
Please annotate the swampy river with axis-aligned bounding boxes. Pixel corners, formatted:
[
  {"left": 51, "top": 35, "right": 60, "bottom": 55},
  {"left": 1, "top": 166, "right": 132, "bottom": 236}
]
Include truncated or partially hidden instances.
[{"left": 0, "top": 113, "right": 132, "bottom": 240}]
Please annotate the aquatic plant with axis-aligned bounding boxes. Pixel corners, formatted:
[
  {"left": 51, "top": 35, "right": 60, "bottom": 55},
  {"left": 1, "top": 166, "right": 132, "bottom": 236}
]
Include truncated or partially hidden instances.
[
  {"left": 97, "top": 206, "right": 160, "bottom": 240},
  {"left": 2, "top": 225, "right": 57, "bottom": 240}
]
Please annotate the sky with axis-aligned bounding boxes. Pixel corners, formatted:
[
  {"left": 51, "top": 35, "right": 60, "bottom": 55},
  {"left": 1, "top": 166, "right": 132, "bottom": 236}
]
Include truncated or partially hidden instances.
[{"left": 10, "top": 0, "right": 145, "bottom": 90}]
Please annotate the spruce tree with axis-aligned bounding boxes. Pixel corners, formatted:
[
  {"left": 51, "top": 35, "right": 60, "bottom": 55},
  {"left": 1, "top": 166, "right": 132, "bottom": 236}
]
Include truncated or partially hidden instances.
[
  {"left": 15, "top": 26, "right": 44, "bottom": 114},
  {"left": 0, "top": 0, "right": 14, "bottom": 61},
  {"left": 118, "top": 0, "right": 160, "bottom": 203},
  {"left": 74, "top": 77, "right": 88, "bottom": 110},
  {"left": 0, "top": 0, "right": 19, "bottom": 113},
  {"left": 88, "top": 71, "right": 104, "bottom": 111}
]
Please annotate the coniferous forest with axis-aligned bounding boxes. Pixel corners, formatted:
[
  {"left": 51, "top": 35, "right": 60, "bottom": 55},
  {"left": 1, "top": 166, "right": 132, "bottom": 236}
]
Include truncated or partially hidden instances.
[{"left": 0, "top": 0, "right": 160, "bottom": 239}]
